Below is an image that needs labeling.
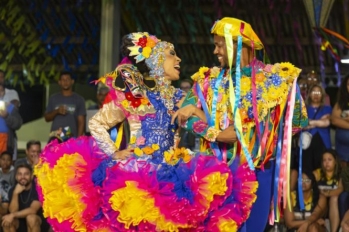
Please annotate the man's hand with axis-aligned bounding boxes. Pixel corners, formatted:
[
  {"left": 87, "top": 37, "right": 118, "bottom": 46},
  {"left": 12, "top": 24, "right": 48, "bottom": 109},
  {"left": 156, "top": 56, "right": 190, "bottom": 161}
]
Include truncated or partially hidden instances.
[
  {"left": 317, "top": 218, "right": 325, "bottom": 225},
  {"left": 13, "top": 183, "right": 26, "bottom": 195},
  {"left": 112, "top": 148, "right": 134, "bottom": 160},
  {"left": 57, "top": 105, "right": 67, "bottom": 115},
  {"left": 171, "top": 105, "right": 197, "bottom": 125},
  {"left": 1, "top": 213, "right": 15, "bottom": 227},
  {"left": 216, "top": 126, "right": 237, "bottom": 144}
]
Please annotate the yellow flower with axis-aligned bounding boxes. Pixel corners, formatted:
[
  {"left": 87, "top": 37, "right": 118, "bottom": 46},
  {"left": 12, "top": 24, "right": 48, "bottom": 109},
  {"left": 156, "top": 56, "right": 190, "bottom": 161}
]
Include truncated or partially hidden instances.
[
  {"left": 151, "top": 144, "right": 160, "bottom": 151},
  {"left": 182, "top": 153, "right": 191, "bottom": 163},
  {"left": 142, "top": 47, "right": 152, "bottom": 58},
  {"left": 142, "top": 146, "right": 154, "bottom": 155},
  {"left": 130, "top": 136, "right": 136, "bottom": 144},
  {"left": 121, "top": 100, "right": 129, "bottom": 108},
  {"left": 268, "top": 87, "right": 281, "bottom": 101},
  {"left": 271, "top": 63, "right": 280, "bottom": 74},
  {"left": 198, "top": 67, "right": 209, "bottom": 76},
  {"left": 134, "top": 147, "right": 143, "bottom": 156},
  {"left": 240, "top": 77, "right": 251, "bottom": 93},
  {"left": 164, "top": 151, "right": 172, "bottom": 163},
  {"left": 191, "top": 67, "right": 209, "bottom": 81},
  {"left": 278, "top": 62, "right": 295, "bottom": 78}
]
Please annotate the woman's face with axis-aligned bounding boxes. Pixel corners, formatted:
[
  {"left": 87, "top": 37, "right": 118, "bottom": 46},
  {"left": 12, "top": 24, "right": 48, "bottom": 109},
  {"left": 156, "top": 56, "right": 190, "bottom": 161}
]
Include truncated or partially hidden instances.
[
  {"left": 322, "top": 153, "right": 336, "bottom": 172},
  {"left": 346, "top": 78, "right": 349, "bottom": 93},
  {"left": 163, "top": 46, "right": 181, "bottom": 81},
  {"left": 309, "top": 86, "right": 322, "bottom": 104},
  {"left": 302, "top": 173, "right": 312, "bottom": 191}
]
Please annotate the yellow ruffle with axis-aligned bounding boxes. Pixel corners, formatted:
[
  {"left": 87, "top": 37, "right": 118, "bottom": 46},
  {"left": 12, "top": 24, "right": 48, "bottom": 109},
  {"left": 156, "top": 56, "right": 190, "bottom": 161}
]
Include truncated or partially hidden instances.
[
  {"left": 198, "top": 172, "right": 229, "bottom": 209},
  {"left": 34, "top": 153, "right": 88, "bottom": 231},
  {"left": 218, "top": 218, "right": 238, "bottom": 232},
  {"left": 109, "top": 181, "right": 192, "bottom": 232},
  {"left": 109, "top": 172, "right": 229, "bottom": 231}
]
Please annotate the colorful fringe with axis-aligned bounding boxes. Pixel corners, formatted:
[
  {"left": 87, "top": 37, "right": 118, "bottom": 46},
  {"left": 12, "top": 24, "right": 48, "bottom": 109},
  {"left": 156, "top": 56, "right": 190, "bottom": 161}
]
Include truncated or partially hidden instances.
[
  {"left": 35, "top": 138, "right": 257, "bottom": 232},
  {"left": 34, "top": 137, "right": 111, "bottom": 232}
]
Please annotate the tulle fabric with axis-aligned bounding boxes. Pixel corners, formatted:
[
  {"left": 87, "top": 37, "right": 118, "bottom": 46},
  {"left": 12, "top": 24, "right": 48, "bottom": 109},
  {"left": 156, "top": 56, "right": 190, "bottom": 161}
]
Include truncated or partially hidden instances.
[
  {"left": 35, "top": 138, "right": 257, "bottom": 232},
  {"left": 34, "top": 137, "right": 111, "bottom": 232}
]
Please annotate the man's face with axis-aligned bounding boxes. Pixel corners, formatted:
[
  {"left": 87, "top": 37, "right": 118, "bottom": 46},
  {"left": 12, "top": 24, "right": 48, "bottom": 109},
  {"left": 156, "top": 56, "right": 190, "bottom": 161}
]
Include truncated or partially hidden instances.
[
  {"left": 58, "top": 74, "right": 74, "bottom": 91},
  {"left": 16, "top": 167, "right": 32, "bottom": 187},
  {"left": 0, "top": 154, "right": 12, "bottom": 170},
  {"left": 213, "top": 35, "right": 228, "bottom": 68},
  {"left": 180, "top": 82, "right": 192, "bottom": 93},
  {"left": 26, "top": 144, "right": 41, "bottom": 165}
]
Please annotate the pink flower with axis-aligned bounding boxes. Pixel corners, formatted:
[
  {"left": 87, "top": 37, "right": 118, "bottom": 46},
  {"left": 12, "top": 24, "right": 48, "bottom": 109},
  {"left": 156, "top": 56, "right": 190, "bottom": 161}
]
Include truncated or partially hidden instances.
[
  {"left": 193, "top": 121, "right": 207, "bottom": 134},
  {"left": 217, "top": 93, "right": 223, "bottom": 102},
  {"left": 264, "top": 64, "right": 273, "bottom": 73},
  {"left": 136, "top": 136, "right": 146, "bottom": 146}
]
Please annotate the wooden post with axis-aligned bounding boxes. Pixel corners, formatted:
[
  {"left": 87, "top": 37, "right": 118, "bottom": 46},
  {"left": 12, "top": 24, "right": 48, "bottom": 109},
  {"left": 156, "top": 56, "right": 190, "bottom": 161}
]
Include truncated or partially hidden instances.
[{"left": 99, "top": 0, "right": 120, "bottom": 77}]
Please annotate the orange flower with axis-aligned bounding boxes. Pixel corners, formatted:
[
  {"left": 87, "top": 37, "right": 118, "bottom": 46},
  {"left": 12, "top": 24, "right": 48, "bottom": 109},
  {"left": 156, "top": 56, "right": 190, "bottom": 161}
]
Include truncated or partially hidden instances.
[
  {"left": 255, "top": 73, "right": 265, "bottom": 82},
  {"left": 146, "top": 38, "right": 156, "bottom": 48},
  {"left": 141, "top": 98, "right": 149, "bottom": 105},
  {"left": 142, "top": 146, "right": 154, "bottom": 155}
]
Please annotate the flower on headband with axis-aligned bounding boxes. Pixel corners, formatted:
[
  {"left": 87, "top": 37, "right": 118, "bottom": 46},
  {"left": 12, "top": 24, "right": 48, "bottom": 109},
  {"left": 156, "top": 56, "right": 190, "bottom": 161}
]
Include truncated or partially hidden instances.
[{"left": 128, "top": 33, "right": 159, "bottom": 63}]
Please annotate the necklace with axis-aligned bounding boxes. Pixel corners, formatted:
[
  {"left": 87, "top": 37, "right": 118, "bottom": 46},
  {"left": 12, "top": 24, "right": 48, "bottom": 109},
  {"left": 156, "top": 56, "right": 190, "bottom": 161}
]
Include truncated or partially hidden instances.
[{"left": 20, "top": 186, "right": 33, "bottom": 204}]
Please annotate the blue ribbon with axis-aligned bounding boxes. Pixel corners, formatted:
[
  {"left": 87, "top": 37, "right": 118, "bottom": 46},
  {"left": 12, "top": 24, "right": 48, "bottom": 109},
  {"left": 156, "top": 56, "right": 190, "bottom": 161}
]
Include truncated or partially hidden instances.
[
  {"left": 196, "top": 82, "right": 222, "bottom": 158},
  {"left": 231, "top": 36, "right": 254, "bottom": 169},
  {"left": 110, "top": 127, "right": 117, "bottom": 143},
  {"left": 209, "top": 70, "right": 225, "bottom": 160},
  {"left": 297, "top": 85, "right": 305, "bottom": 211},
  {"left": 273, "top": 112, "right": 285, "bottom": 219}
]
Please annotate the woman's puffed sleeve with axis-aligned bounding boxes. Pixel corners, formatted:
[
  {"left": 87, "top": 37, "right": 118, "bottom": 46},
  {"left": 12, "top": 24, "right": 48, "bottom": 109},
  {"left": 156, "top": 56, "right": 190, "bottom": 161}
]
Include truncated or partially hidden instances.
[{"left": 89, "top": 102, "right": 126, "bottom": 156}]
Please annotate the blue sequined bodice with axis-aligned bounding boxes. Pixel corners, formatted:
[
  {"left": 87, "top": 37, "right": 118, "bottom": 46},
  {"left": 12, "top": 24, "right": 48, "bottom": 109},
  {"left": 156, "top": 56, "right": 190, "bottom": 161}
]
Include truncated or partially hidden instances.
[{"left": 134, "top": 89, "right": 182, "bottom": 164}]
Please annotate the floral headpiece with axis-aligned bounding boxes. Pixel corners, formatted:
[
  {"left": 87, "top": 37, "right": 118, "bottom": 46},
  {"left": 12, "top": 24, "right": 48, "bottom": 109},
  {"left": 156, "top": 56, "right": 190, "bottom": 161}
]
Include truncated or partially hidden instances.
[{"left": 127, "top": 32, "right": 160, "bottom": 63}]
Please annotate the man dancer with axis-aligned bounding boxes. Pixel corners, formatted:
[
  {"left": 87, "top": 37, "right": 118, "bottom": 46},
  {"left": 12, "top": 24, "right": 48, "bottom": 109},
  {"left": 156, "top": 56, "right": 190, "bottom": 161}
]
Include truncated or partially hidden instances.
[{"left": 173, "top": 17, "right": 308, "bottom": 231}]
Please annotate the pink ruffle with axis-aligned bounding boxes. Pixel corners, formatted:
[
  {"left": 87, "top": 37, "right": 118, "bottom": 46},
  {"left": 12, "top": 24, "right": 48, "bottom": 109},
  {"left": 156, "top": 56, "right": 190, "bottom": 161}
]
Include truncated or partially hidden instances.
[{"left": 36, "top": 137, "right": 110, "bottom": 231}]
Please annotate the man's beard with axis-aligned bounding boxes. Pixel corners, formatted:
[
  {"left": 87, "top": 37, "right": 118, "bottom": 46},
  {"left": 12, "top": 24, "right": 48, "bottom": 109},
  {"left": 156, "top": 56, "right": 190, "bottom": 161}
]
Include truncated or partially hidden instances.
[{"left": 19, "top": 179, "right": 31, "bottom": 187}]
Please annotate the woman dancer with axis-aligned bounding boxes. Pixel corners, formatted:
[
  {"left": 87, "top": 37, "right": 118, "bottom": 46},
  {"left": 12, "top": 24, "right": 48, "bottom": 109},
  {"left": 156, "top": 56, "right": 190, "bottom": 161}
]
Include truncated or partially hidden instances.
[{"left": 35, "top": 32, "right": 257, "bottom": 232}]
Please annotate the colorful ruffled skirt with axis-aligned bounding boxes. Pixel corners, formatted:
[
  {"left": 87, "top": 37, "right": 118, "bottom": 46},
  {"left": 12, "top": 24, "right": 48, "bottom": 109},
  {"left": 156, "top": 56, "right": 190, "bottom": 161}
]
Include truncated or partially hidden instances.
[{"left": 35, "top": 137, "right": 258, "bottom": 232}]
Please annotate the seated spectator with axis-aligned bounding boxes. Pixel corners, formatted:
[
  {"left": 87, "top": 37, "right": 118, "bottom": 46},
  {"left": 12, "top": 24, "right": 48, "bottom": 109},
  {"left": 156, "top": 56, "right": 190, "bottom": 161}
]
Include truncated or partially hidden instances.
[
  {"left": 0, "top": 151, "right": 15, "bottom": 198},
  {"left": 0, "top": 151, "right": 15, "bottom": 220},
  {"left": 14, "top": 141, "right": 41, "bottom": 168},
  {"left": 88, "top": 84, "right": 109, "bottom": 110},
  {"left": 1, "top": 163, "right": 49, "bottom": 232},
  {"left": 284, "top": 171, "right": 327, "bottom": 232},
  {"left": 314, "top": 149, "right": 343, "bottom": 232}
]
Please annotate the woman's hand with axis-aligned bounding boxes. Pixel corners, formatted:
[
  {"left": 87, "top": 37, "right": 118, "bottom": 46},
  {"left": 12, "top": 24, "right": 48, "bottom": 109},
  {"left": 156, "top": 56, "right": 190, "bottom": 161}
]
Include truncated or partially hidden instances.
[
  {"left": 297, "top": 221, "right": 309, "bottom": 232},
  {"left": 171, "top": 105, "right": 198, "bottom": 125},
  {"left": 112, "top": 148, "right": 134, "bottom": 160}
]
